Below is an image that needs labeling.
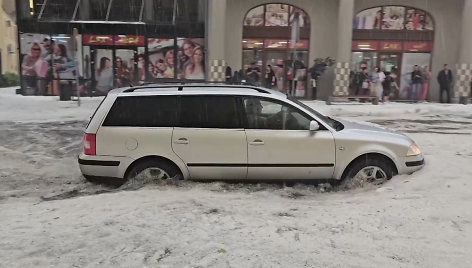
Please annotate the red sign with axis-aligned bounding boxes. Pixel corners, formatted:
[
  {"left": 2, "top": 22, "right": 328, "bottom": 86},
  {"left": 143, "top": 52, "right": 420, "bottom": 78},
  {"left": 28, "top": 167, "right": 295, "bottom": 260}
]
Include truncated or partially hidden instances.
[
  {"left": 83, "top": 34, "right": 113, "bottom": 46},
  {"left": 242, "top": 39, "right": 264, "bottom": 49},
  {"left": 379, "top": 41, "right": 403, "bottom": 51},
  {"left": 352, "top": 40, "right": 378, "bottom": 51},
  {"left": 114, "top": 35, "right": 145, "bottom": 46},
  {"left": 404, "top": 41, "right": 433, "bottom": 52},
  {"left": 288, "top": 40, "right": 309, "bottom": 50}
]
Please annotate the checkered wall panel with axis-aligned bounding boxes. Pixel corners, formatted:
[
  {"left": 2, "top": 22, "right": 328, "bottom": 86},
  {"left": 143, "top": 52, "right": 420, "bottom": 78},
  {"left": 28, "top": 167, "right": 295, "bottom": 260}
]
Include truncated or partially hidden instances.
[
  {"left": 209, "top": 59, "right": 226, "bottom": 82},
  {"left": 455, "top": 63, "right": 472, "bottom": 97},
  {"left": 333, "top": 62, "right": 350, "bottom": 96}
]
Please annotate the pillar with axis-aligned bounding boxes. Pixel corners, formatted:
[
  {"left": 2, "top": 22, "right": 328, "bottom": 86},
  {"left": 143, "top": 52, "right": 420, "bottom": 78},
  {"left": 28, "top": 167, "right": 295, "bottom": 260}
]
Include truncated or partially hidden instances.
[
  {"left": 333, "top": 0, "right": 354, "bottom": 96},
  {"left": 206, "top": 0, "right": 227, "bottom": 82},
  {"left": 455, "top": 0, "right": 472, "bottom": 103}
]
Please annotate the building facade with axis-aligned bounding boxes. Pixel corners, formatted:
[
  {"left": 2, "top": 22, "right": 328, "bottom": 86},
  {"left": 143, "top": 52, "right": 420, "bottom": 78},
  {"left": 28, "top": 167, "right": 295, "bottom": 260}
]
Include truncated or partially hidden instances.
[
  {"left": 1, "top": 0, "right": 19, "bottom": 75},
  {"left": 15, "top": 0, "right": 472, "bottom": 102}
]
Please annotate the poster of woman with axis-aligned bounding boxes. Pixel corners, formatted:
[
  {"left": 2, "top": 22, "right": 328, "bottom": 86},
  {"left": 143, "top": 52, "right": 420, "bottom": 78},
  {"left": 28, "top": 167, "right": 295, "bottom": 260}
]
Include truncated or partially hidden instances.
[
  {"left": 381, "top": 6, "right": 405, "bottom": 30},
  {"left": 353, "top": 7, "right": 382, "bottom": 30},
  {"left": 20, "top": 33, "right": 76, "bottom": 95},
  {"left": 289, "top": 6, "right": 309, "bottom": 27},
  {"left": 94, "top": 49, "right": 113, "bottom": 95},
  {"left": 405, "top": 8, "right": 434, "bottom": 30},
  {"left": 265, "top": 4, "right": 289, "bottom": 26},
  {"left": 177, "top": 38, "right": 205, "bottom": 80},
  {"left": 244, "top": 5, "right": 264, "bottom": 26},
  {"left": 148, "top": 38, "right": 175, "bottom": 79}
]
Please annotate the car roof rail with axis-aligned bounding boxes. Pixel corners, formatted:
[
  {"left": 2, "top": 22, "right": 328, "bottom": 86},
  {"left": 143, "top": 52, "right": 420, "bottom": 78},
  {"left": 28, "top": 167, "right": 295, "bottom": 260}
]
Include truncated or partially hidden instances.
[{"left": 122, "top": 80, "right": 271, "bottom": 94}]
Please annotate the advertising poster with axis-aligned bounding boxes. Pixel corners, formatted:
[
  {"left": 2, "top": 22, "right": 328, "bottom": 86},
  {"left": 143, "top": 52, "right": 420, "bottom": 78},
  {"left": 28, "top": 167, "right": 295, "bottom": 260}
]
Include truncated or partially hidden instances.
[
  {"left": 94, "top": 49, "right": 113, "bottom": 94},
  {"left": 244, "top": 5, "right": 264, "bottom": 26},
  {"left": 265, "top": 4, "right": 289, "bottom": 26},
  {"left": 148, "top": 38, "right": 175, "bottom": 79},
  {"left": 115, "top": 49, "right": 135, "bottom": 87},
  {"left": 353, "top": 7, "right": 382, "bottom": 30},
  {"left": 405, "top": 8, "right": 434, "bottom": 30},
  {"left": 20, "top": 33, "right": 76, "bottom": 95},
  {"left": 289, "top": 6, "right": 309, "bottom": 27},
  {"left": 177, "top": 38, "right": 205, "bottom": 80},
  {"left": 381, "top": 6, "right": 405, "bottom": 30}
]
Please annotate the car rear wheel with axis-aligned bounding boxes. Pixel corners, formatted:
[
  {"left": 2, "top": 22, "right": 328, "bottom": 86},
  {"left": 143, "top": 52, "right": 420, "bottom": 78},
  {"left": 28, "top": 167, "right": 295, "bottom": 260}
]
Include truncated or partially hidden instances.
[
  {"left": 341, "top": 157, "right": 394, "bottom": 189},
  {"left": 126, "top": 159, "right": 181, "bottom": 181}
]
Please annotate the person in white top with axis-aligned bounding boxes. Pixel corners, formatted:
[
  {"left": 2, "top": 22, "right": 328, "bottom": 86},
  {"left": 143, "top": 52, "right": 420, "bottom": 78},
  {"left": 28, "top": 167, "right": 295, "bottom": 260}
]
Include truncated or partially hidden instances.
[{"left": 371, "top": 67, "right": 385, "bottom": 101}]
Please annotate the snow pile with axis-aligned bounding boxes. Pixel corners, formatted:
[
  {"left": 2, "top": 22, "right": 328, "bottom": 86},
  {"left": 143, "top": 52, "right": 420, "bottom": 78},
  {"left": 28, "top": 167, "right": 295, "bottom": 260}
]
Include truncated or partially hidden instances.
[{"left": 1, "top": 88, "right": 472, "bottom": 267}]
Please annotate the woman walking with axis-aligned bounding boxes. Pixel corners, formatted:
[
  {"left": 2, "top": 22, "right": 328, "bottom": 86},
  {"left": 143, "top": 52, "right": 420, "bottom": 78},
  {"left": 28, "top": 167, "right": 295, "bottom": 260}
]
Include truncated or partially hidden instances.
[
  {"left": 265, "top": 65, "right": 277, "bottom": 89},
  {"left": 371, "top": 67, "right": 385, "bottom": 101},
  {"left": 419, "top": 65, "right": 430, "bottom": 101}
]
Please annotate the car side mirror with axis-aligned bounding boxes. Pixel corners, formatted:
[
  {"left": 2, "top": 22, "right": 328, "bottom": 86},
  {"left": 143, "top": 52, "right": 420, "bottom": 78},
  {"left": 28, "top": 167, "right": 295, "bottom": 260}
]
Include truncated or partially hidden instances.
[{"left": 310, "top": 121, "right": 320, "bottom": 131}]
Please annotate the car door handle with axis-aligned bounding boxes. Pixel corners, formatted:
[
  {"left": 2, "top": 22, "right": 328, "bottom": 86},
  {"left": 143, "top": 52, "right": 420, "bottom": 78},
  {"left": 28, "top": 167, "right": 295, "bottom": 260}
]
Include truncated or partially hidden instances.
[
  {"left": 174, "top": 138, "right": 189, "bottom": 144},
  {"left": 249, "top": 139, "right": 264, "bottom": 146}
]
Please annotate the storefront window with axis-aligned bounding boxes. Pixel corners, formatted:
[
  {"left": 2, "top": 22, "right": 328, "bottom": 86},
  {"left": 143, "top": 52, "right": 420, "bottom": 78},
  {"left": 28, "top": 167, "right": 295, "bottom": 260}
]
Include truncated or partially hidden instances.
[
  {"left": 175, "top": 0, "right": 205, "bottom": 23},
  {"left": 39, "top": 0, "right": 78, "bottom": 21},
  {"left": 108, "top": 0, "right": 143, "bottom": 21},
  {"left": 18, "top": 0, "right": 46, "bottom": 19},
  {"left": 75, "top": 0, "right": 111, "bottom": 21},
  {"left": 142, "top": 0, "right": 174, "bottom": 23}
]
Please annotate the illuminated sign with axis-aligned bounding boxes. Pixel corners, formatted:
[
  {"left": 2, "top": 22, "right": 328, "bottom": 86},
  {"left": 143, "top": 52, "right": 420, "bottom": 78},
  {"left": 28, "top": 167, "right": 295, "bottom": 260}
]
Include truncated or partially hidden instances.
[
  {"left": 114, "top": 35, "right": 145, "bottom": 46},
  {"left": 82, "top": 34, "right": 145, "bottom": 46},
  {"left": 242, "top": 39, "right": 264, "bottom": 49},
  {"left": 82, "top": 34, "right": 113, "bottom": 45},
  {"left": 352, "top": 41, "right": 378, "bottom": 51},
  {"left": 404, "top": 41, "right": 433, "bottom": 52},
  {"left": 379, "top": 41, "right": 403, "bottom": 51}
]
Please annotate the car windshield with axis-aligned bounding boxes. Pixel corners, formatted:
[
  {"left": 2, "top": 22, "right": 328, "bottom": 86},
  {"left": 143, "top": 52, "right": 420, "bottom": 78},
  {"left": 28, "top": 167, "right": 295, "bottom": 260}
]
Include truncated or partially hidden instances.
[{"left": 288, "top": 97, "right": 344, "bottom": 131}]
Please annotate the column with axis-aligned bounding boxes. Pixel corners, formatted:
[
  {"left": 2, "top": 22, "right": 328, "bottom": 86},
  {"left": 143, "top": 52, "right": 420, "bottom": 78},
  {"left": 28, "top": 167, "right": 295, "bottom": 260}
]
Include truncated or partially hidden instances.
[
  {"left": 456, "top": 0, "right": 472, "bottom": 103},
  {"left": 206, "top": 0, "right": 227, "bottom": 82},
  {"left": 333, "top": 0, "right": 354, "bottom": 96}
]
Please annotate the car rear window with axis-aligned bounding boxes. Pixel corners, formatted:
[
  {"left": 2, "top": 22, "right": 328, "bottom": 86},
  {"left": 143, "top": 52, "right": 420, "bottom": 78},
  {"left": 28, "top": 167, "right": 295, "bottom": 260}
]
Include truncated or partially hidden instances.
[{"left": 102, "top": 96, "right": 178, "bottom": 127}]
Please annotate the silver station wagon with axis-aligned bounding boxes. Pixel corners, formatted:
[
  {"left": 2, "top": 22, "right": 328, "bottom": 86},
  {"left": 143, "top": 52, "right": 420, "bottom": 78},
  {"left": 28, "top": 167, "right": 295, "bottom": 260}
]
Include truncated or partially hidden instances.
[{"left": 78, "top": 85, "right": 424, "bottom": 185}]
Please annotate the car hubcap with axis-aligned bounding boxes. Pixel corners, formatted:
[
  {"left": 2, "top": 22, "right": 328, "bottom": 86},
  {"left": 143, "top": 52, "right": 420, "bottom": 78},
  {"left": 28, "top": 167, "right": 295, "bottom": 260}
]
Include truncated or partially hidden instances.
[
  {"left": 354, "top": 166, "right": 387, "bottom": 184},
  {"left": 139, "top": 168, "right": 170, "bottom": 180}
]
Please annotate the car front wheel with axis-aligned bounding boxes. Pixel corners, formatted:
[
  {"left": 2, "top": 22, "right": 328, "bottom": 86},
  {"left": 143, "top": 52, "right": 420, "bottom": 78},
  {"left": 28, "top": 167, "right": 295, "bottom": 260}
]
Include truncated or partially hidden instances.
[{"left": 341, "top": 157, "right": 394, "bottom": 189}]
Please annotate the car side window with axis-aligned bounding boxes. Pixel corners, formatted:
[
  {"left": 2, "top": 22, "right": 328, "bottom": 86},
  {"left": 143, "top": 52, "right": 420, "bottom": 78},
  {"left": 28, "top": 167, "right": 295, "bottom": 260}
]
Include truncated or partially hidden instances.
[
  {"left": 243, "top": 97, "right": 311, "bottom": 130},
  {"left": 180, "top": 96, "right": 241, "bottom": 129},
  {"left": 102, "top": 96, "right": 178, "bottom": 127}
]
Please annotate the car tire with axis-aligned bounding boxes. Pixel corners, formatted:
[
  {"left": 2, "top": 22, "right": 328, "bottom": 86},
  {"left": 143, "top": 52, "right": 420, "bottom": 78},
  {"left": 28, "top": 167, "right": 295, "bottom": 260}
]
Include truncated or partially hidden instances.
[
  {"left": 340, "top": 157, "right": 394, "bottom": 189},
  {"left": 126, "top": 159, "right": 182, "bottom": 181}
]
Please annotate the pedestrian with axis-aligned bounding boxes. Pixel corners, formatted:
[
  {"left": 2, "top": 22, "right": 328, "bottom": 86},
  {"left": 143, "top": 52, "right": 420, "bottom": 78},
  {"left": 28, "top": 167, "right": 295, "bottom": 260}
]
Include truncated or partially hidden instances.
[
  {"left": 437, "top": 64, "right": 453, "bottom": 103},
  {"left": 225, "top": 66, "right": 232, "bottom": 83},
  {"left": 410, "top": 65, "right": 423, "bottom": 101},
  {"left": 265, "top": 65, "right": 277, "bottom": 89},
  {"left": 371, "top": 66, "right": 385, "bottom": 101},
  {"left": 246, "top": 62, "right": 261, "bottom": 86},
  {"left": 419, "top": 65, "right": 431, "bottom": 101},
  {"left": 382, "top": 71, "right": 397, "bottom": 103},
  {"left": 360, "top": 67, "right": 370, "bottom": 95}
]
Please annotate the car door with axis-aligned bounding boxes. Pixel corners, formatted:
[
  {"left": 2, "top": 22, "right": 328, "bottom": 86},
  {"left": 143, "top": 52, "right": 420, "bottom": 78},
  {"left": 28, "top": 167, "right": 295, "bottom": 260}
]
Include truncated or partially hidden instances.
[
  {"left": 172, "top": 95, "right": 247, "bottom": 180},
  {"left": 243, "top": 96, "right": 335, "bottom": 180}
]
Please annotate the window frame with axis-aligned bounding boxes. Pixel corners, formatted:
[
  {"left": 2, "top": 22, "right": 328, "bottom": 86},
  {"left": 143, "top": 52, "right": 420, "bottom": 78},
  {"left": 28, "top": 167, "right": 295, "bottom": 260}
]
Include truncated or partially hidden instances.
[
  {"left": 240, "top": 96, "right": 325, "bottom": 131},
  {"left": 177, "top": 95, "right": 244, "bottom": 130},
  {"left": 101, "top": 95, "right": 179, "bottom": 128}
]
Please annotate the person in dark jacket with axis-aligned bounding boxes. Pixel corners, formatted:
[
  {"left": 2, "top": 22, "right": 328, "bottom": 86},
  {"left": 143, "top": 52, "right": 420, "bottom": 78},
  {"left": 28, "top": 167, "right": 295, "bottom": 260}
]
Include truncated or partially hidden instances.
[
  {"left": 437, "top": 64, "right": 453, "bottom": 103},
  {"left": 410, "top": 65, "right": 423, "bottom": 101}
]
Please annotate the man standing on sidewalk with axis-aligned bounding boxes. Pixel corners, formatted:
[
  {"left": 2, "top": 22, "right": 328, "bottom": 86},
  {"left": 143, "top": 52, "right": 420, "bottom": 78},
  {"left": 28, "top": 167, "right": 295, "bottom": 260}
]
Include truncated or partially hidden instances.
[{"left": 437, "top": 64, "right": 453, "bottom": 103}]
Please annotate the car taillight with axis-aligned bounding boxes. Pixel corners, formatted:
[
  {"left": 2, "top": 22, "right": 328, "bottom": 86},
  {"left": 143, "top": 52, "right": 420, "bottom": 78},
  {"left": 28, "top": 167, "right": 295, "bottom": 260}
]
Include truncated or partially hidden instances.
[{"left": 83, "top": 133, "right": 96, "bottom": 155}]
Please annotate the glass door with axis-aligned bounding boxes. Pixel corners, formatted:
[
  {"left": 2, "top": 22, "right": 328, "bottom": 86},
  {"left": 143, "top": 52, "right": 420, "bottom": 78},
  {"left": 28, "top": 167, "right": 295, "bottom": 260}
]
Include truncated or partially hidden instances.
[
  {"left": 265, "top": 51, "right": 287, "bottom": 90},
  {"left": 115, "top": 49, "right": 137, "bottom": 87},
  {"left": 379, "top": 53, "right": 400, "bottom": 73}
]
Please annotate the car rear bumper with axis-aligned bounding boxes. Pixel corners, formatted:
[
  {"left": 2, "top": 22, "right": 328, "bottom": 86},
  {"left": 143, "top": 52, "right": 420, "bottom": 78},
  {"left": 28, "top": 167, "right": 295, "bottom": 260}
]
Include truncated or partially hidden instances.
[{"left": 78, "top": 153, "right": 134, "bottom": 179}]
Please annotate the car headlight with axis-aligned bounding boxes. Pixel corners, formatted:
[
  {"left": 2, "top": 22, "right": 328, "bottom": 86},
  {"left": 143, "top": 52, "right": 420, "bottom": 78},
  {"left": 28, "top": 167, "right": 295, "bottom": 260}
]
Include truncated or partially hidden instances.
[{"left": 407, "top": 144, "right": 422, "bottom": 156}]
